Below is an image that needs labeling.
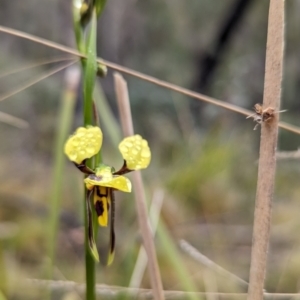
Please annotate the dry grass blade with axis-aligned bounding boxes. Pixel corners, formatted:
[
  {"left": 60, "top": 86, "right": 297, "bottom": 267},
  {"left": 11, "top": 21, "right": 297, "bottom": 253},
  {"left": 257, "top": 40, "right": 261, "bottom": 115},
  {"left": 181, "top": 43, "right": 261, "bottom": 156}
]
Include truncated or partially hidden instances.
[
  {"left": 114, "top": 73, "right": 134, "bottom": 137},
  {"left": 276, "top": 150, "right": 300, "bottom": 160},
  {"left": 103, "top": 63, "right": 300, "bottom": 135},
  {"left": 0, "top": 26, "right": 83, "bottom": 58},
  {"left": 0, "top": 26, "right": 299, "bottom": 134},
  {"left": 107, "top": 61, "right": 251, "bottom": 117},
  {"left": 25, "top": 279, "right": 300, "bottom": 299},
  {"left": 0, "top": 111, "right": 28, "bottom": 128},
  {"left": 276, "top": 121, "right": 300, "bottom": 135},
  {"left": 0, "top": 56, "right": 74, "bottom": 79},
  {"left": 247, "top": 1, "right": 284, "bottom": 300},
  {"left": 202, "top": 269, "right": 218, "bottom": 300},
  {"left": 0, "top": 60, "right": 78, "bottom": 103},
  {"left": 129, "top": 189, "right": 164, "bottom": 288},
  {"left": 179, "top": 240, "right": 248, "bottom": 289},
  {"left": 114, "top": 72, "right": 164, "bottom": 300}
]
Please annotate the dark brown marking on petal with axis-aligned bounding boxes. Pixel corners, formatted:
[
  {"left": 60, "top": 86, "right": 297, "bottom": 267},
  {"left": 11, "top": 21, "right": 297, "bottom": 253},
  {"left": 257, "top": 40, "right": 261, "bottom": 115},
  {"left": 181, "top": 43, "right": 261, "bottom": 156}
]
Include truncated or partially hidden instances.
[
  {"left": 95, "top": 200, "right": 104, "bottom": 217},
  {"left": 96, "top": 187, "right": 108, "bottom": 198}
]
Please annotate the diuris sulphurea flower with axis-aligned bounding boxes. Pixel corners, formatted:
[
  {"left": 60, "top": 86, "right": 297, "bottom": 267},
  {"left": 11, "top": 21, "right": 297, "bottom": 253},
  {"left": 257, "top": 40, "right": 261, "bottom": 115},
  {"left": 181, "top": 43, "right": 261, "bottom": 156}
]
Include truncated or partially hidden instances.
[{"left": 64, "top": 126, "right": 151, "bottom": 264}]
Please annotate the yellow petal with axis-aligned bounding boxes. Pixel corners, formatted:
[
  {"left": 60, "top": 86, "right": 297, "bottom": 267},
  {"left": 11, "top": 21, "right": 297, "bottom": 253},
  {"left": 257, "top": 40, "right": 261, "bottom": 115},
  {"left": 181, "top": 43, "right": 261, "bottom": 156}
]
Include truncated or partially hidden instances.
[
  {"left": 84, "top": 174, "right": 131, "bottom": 193},
  {"left": 118, "top": 135, "right": 151, "bottom": 170},
  {"left": 107, "top": 176, "right": 132, "bottom": 192},
  {"left": 64, "top": 126, "right": 103, "bottom": 164}
]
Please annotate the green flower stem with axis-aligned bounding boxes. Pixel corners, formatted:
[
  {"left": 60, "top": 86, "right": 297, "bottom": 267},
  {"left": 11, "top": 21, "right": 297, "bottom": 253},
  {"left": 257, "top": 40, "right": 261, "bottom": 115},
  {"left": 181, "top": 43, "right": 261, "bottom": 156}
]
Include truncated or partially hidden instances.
[
  {"left": 81, "top": 8, "right": 99, "bottom": 300},
  {"left": 84, "top": 215, "right": 96, "bottom": 300},
  {"left": 83, "top": 10, "right": 97, "bottom": 126}
]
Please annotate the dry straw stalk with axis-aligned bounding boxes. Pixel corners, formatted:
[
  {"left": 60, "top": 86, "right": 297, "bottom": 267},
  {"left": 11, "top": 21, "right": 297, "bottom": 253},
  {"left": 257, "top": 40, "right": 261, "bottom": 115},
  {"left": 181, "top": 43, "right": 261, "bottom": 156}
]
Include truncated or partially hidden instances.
[
  {"left": 114, "top": 73, "right": 164, "bottom": 300},
  {"left": 247, "top": 1, "right": 285, "bottom": 300}
]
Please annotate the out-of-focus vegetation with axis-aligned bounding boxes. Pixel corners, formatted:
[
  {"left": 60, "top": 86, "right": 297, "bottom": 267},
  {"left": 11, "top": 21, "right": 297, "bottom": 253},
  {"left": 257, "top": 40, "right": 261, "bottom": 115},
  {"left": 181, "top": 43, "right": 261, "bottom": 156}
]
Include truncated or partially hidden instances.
[{"left": 1, "top": 0, "right": 300, "bottom": 299}]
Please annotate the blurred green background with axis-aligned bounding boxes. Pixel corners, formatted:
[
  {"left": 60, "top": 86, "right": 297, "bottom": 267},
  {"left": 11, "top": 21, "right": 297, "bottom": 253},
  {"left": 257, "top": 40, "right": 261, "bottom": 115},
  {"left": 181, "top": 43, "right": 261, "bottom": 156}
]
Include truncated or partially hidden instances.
[{"left": 1, "top": 0, "right": 300, "bottom": 299}]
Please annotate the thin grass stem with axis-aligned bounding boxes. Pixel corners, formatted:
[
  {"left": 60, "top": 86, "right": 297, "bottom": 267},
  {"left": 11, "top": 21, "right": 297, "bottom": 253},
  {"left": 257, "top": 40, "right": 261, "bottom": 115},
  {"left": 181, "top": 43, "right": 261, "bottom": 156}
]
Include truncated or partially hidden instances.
[
  {"left": 0, "top": 111, "right": 28, "bottom": 128},
  {"left": 115, "top": 72, "right": 200, "bottom": 300},
  {"left": 114, "top": 72, "right": 164, "bottom": 300},
  {"left": 179, "top": 239, "right": 248, "bottom": 289},
  {"left": 0, "top": 56, "right": 74, "bottom": 79},
  {"left": 0, "top": 25, "right": 299, "bottom": 134},
  {"left": 129, "top": 189, "right": 164, "bottom": 288},
  {"left": 247, "top": 1, "right": 285, "bottom": 299},
  {"left": 27, "top": 279, "right": 300, "bottom": 299},
  {"left": 0, "top": 60, "right": 78, "bottom": 103},
  {"left": 276, "top": 150, "right": 300, "bottom": 160}
]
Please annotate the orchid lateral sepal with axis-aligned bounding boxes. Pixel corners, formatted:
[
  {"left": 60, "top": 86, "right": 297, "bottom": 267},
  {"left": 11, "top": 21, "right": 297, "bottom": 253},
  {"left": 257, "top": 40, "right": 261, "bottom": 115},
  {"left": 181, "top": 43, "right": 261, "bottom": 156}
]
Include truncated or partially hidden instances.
[
  {"left": 112, "top": 160, "right": 133, "bottom": 176},
  {"left": 74, "top": 160, "right": 95, "bottom": 175},
  {"left": 86, "top": 189, "right": 99, "bottom": 262},
  {"left": 107, "top": 188, "right": 115, "bottom": 265},
  {"left": 76, "top": 158, "right": 132, "bottom": 177},
  {"left": 88, "top": 185, "right": 115, "bottom": 265}
]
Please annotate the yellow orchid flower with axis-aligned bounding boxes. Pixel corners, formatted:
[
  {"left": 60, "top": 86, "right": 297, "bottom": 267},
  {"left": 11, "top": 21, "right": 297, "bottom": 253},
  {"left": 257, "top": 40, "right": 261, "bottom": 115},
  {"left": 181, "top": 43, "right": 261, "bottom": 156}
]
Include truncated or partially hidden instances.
[{"left": 64, "top": 126, "right": 151, "bottom": 265}]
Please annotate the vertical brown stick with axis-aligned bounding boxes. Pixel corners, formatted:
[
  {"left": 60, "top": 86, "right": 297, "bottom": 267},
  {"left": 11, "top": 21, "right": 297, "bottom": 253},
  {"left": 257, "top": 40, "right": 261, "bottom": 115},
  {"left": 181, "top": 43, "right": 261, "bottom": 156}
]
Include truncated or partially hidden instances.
[
  {"left": 247, "top": 1, "right": 284, "bottom": 300},
  {"left": 114, "top": 73, "right": 164, "bottom": 300}
]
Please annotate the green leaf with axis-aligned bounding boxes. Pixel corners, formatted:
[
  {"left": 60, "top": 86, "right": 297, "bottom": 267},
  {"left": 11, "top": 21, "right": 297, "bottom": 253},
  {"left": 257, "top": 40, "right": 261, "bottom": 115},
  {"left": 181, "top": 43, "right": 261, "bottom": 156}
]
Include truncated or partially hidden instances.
[
  {"left": 72, "top": 0, "right": 85, "bottom": 52},
  {"left": 94, "top": 0, "right": 107, "bottom": 16}
]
